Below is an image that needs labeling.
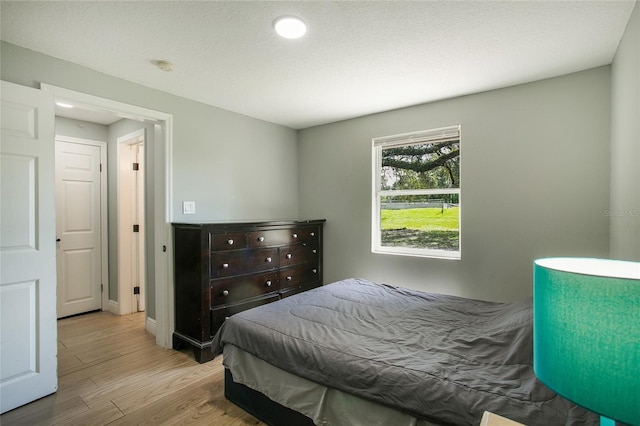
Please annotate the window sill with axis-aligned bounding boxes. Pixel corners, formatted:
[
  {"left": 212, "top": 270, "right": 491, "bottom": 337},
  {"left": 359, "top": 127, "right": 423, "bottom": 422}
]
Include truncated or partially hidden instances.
[{"left": 372, "top": 247, "right": 461, "bottom": 260}]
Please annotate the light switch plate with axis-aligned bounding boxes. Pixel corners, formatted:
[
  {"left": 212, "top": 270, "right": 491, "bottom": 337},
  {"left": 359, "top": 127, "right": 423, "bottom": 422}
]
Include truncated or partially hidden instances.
[{"left": 182, "top": 201, "right": 196, "bottom": 215}]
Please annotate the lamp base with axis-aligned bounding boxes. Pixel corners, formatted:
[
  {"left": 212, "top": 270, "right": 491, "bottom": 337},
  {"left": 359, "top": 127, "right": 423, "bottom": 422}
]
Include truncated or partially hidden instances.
[{"left": 600, "top": 416, "right": 629, "bottom": 426}]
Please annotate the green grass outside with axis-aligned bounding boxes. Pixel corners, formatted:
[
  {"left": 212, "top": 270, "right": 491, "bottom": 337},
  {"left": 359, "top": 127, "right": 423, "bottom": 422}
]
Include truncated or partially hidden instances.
[{"left": 381, "top": 207, "right": 459, "bottom": 231}]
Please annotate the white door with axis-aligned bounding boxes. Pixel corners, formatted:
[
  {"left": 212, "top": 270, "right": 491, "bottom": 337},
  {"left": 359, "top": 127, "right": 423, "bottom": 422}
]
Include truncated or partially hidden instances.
[
  {"left": 0, "top": 81, "right": 57, "bottom": 413},
  {"left": 132, "top": 144, "right": 146, "bottom": 312},
  {"left": 55, "top": 140, "right": 103, "bottom": 318},
  {"left": 118, "top": 130, "right": 146, "bottom": 314}
]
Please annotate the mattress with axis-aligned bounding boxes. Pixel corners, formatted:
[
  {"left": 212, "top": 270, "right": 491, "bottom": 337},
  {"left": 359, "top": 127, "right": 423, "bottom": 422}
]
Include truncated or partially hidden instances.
[
  {"left": 224, "top": 344, "right": 442, "bottom": 426},
  {"left": 212, "top": 278, "right": 598, "bottom": 425}
]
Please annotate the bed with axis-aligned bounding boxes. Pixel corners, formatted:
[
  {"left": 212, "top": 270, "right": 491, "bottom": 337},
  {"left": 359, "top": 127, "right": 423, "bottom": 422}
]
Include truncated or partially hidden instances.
[{"left": 211, "top": 278, "right": 599, "bottom": 426}]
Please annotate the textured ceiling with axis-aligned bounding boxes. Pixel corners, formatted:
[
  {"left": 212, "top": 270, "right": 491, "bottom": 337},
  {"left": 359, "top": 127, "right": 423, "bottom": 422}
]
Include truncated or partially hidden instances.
[{"left": 1, "top": 1, "right": 636, "bottom": 129}]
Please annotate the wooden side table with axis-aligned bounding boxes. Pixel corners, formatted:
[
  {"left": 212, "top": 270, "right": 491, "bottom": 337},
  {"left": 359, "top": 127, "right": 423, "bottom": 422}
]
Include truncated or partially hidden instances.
[{"left": 480, "top": 411, "right": 526, "bottom": 426}]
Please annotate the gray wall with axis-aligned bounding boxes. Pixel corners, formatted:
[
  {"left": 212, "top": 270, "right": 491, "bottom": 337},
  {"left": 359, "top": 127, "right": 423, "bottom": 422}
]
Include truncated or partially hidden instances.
[
  {"left": 3, "top": 29, "right": 634, "bottom": 309},
  {"left": 1, "top": 41, "right": 300, "bottom": 320},
  {"left": 298, "top": 67, "right": 612, "bottom": 302},
  {"left": 55, "top": 116, "right": 108, "bottom": 141},
  {"left": 0, "top": 42, "right": 299, "bottom": 222},
  {"left": 610, "top": 1, "right": 640, "bottom": 261}
]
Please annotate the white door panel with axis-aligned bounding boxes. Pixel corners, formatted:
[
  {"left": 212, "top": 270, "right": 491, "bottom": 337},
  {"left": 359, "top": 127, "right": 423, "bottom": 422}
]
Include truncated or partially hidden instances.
[
  {"left": 0, "top": 80, "right": 57, "bottom": 413},
  {"left": 1, "top": 280, "right": 37, "bottom": 379},
  {"left": 56, "top": 141, "right": 102, "bottom": 318},
  {"left": 0, "top": 155, "right": 36, "bottom": 249}
]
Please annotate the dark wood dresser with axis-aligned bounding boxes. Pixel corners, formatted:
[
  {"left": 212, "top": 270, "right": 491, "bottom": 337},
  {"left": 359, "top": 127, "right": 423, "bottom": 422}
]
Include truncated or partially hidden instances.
[{"left": 172, "top": 219, "right": 325, "bottom": 363}]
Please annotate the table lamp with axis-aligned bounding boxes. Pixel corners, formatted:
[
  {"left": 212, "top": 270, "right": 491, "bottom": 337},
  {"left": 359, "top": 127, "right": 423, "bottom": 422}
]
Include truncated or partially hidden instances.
[{"left": 533, "top": 258, "right": 640, "bottom": 426}]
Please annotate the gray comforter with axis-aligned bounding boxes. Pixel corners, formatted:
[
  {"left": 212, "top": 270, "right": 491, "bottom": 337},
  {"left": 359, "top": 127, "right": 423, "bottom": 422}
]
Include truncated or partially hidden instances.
[{"left": 212, "top": 278, "right": 598, "bottom": 426}]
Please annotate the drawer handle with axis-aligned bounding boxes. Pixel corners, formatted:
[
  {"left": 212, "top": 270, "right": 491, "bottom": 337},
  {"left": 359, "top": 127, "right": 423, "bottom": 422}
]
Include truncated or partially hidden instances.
[
  {"left": 222, "top": 289, "right": 229, "bottom": 296},
  {"left": 222, "top": 263, "right": 229, "bottom": 269},
  {"left": 227, "top": 239, "right": 234, "bottom": 245},
  {"left": 258, "top": 236, "right": 265, "bottom": 242},
  {"left": 265, "top": 280, "right": 272, "bottom": 287},
  {"left": 310, "top": 232, "right": 315, "bottom": 237},
  {"left": 286, "top": 276, "right": 292, "bottom": 281},
  {"left": 266, "top": 257, "right": 272, "bottom": 263},
  {"left": 286, "top": 253, "right": 292, "bottom": 259},
  {"left": 312, "top": 269, "right": 318, "bottom": 274},
  {"left": 292, "top": 233, "right": 298, "bottom": 239}
]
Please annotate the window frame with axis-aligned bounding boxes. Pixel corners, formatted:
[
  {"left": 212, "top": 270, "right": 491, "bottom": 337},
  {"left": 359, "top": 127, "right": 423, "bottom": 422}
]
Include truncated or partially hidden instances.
[{"left": 371, "top": 125, "right": 461, "bottom": 260}]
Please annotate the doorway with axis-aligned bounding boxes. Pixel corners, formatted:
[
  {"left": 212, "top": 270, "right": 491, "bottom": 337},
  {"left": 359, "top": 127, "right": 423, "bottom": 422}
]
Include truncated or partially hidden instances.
[{"left": 42, "top": 83, "right": 174, "bottom": 349}]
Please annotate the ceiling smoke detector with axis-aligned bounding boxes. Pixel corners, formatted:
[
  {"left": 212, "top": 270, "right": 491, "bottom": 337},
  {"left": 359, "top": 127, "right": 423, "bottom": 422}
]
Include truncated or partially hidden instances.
[{"left": 155, "top": 60, "right": 174, "bottom": 72}]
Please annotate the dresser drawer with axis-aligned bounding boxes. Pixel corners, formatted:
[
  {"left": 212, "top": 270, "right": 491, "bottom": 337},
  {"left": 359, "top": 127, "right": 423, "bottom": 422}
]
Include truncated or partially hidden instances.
[
  {"left": 211, "top": 248, "right": 278, "bottom": 278},
  {"left": 293, "top": 227, "right": 320, "bottom": 244},
  {"left": 211, "top": 272, "right": 278, "bottom": 307},
  {"left": 210, "top": 232, "right": 247, "bottom": 251},
  {"left": 248, "top": 229, "right": 297, "bottom": 248},
  {"left": 279, "top": 263, "right": 320, "bottom": 291},
  {"left": 211, "top": 294, "right": 280, "bottom": 336},
  {"left": 279, "top": 244, "right": 318, "bottom": 268}
]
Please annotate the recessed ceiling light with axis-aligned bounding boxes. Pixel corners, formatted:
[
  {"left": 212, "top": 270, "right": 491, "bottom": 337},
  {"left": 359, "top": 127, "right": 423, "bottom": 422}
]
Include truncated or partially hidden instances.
[
  {"left": 56, "top": 101, "right": 74, "bottom": 108},
  {"left": 274, "top": 16, "right": 307, "bottom": 39}
]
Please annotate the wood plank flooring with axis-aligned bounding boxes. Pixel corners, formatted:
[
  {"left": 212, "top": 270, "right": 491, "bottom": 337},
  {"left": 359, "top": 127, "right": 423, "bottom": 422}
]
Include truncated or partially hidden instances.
[{"left": 1, "top": 311, "right": 266, "bottom": 426}]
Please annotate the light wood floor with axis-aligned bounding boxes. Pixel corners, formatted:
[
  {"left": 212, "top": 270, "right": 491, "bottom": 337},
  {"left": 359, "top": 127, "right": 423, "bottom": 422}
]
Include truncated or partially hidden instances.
[{"left": 0, "top": 311, "right": 266, "bottom": 425}]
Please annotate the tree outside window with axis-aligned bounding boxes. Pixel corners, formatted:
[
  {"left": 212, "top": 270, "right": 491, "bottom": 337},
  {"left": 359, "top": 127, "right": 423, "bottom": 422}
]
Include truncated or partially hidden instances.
[{"left": 372, "top": 126, "right": 461, "bottom": 259}]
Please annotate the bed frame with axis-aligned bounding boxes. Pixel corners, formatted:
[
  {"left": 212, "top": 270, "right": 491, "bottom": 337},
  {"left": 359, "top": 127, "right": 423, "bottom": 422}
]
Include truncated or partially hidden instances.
[{"left": 224, "top": 368, "right": 315, "bottom": 426}]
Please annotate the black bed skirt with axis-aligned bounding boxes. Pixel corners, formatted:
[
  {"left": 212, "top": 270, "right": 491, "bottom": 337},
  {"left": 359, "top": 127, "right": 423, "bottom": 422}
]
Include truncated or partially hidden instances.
[{"left": 224, "top": 368, "right": 316, "bottom": 426}]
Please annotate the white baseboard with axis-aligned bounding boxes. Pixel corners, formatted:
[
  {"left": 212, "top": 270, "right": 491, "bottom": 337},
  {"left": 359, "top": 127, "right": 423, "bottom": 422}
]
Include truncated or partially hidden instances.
[
  {"left": 146, "top": 316, "right": 157, "bottom": 336},
  {"left": 107, "top": 299, "right": 119, "bottom": 314},
  {"left": 107, "top": 300, "right": 156, "bottom": 338}
]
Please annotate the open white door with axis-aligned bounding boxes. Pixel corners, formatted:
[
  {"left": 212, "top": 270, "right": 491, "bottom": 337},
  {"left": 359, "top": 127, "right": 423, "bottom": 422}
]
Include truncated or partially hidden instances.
[
  {"left": 117, "top": 129, "right": 146, "bottom": 314},
  {"left": 0, "top": 81, "right": 57, "bottom": 413}
]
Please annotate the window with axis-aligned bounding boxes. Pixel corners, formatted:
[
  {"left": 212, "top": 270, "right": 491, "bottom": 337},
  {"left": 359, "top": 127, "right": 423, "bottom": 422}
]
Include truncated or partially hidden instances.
[{"left": 372, "top": 125, "right": 461, "bottom": 259}]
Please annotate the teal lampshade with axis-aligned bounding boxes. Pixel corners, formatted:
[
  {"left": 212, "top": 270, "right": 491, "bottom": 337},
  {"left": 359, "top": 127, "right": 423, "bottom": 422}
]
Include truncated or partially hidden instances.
[{"left": 533, "top": 258, "right": 640, "bottom": 425}]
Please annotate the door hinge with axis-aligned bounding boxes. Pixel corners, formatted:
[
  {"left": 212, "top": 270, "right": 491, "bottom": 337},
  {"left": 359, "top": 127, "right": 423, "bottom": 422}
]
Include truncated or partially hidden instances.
[
  {"left": 133, "top": 224, "right": 140, "bottom": 233},
  {"left": 132, "top": 162, "right": 139, "bottom": 171},
  {"left": 134, "top": 286, "right": 140, "bottom": 295},
  {"left": 100, "top": 163, "right": 102, "bottom": 172},
  {"left": 101, "top": 283, "right": 104, "bottom": 293}
]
